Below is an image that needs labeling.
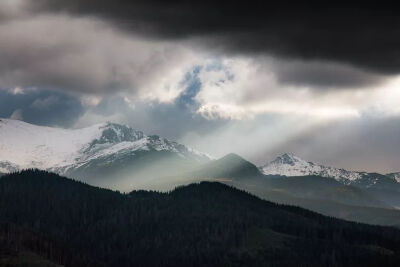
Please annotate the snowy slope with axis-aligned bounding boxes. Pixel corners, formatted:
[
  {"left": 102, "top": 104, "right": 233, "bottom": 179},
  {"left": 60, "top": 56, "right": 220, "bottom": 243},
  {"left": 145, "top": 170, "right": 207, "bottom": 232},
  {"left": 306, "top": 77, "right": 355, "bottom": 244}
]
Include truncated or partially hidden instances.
[
  {"left": 0, "top": 119, "right": 212, "bottom": 175},
  {"left": 0, "top": 119, "right": 105, "bottom": 170},
  {"left": 260, "top": 153, "right": 399, "bottom": 186}
]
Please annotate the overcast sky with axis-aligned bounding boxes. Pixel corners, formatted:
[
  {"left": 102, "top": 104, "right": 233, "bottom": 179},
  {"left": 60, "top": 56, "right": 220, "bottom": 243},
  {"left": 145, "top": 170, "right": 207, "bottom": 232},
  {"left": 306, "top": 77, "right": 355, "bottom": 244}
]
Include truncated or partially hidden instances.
[{"left": 1, "top": 1, "right": 400, "bottom": 172}]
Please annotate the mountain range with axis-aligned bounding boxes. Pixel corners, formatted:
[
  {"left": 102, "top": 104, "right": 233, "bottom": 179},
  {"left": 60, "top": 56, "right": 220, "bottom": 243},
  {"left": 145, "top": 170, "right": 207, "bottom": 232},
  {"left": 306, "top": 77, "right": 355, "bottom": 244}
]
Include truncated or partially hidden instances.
[
  {"left": 2, "top": 119, "right": 398, "bottom": 186},
  {"left": 261, "top": 153, "right": 400, "bottom": 187},
  {"left": 1, "top": 118, "right": 400, "bottom": 226},
  {"left": 260, "top": 153, "right": 400, "bottom": 209}
]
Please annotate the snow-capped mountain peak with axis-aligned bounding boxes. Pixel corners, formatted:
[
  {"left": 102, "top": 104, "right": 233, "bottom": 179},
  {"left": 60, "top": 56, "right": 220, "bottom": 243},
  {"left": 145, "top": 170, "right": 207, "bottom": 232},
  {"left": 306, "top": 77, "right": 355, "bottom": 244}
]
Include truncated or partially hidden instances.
[
  {"left": 260, "top": 153, "right": 366, "bottom": 184},
  {"left": 260, "top": 153, "right": 400, "bottom": 187},
  {"left": 0, "top": 119, "right": 212, "bottom": 175},
  {"left": 269, "top": 153, "right": 307, "bottom": 166}
]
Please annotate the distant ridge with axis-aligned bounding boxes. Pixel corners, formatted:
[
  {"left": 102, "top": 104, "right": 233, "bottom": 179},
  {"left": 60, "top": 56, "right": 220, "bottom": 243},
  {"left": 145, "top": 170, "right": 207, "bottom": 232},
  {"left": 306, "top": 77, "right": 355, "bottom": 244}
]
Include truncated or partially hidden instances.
[
  {"left": 260, "top": 153, "right": 400, "bottom": 187},
  {"left": 259, "top": 153, "right": 400, "bottom": 208}
]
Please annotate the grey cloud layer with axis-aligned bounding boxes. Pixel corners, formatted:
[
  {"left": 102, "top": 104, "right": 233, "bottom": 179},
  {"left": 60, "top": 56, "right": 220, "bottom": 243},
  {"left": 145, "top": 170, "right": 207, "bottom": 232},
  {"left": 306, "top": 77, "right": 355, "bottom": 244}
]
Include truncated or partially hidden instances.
[
  {"left": 274, "top": 61, "right": 386, "bottom": 89},
  {"left": 0, "top": 1, "right": 392, "bottom": 96},
  {"left": 0, "top": 14, "right": 198, "bottom": 96},
  {"left": 30, "top": 1, "right": 400, "bottom": 75}
]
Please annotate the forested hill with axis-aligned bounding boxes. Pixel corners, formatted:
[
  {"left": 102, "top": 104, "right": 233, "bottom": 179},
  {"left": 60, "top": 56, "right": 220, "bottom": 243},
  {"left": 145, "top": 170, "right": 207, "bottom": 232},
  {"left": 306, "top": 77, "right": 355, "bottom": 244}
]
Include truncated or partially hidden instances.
[{"left": 0, "top": 170, "right": 400, "bottom": 266}]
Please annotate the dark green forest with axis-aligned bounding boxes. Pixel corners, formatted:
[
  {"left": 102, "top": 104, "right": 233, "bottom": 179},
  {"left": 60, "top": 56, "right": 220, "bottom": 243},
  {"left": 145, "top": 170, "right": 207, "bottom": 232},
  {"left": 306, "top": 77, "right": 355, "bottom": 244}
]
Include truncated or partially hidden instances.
[{"left": 0, "top": 170, "right": 400, "bottom": 266}]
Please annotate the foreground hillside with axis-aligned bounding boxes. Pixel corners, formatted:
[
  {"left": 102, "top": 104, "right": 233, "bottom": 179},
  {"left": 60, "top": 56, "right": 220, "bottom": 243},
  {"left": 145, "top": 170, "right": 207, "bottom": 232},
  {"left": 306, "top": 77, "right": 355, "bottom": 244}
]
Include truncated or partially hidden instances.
[
  {"left": 0, "top": 223, "right": 102, "bottom": 267},
  {"left": 0, "top": 170, "right": 400, "bottom": 266}
]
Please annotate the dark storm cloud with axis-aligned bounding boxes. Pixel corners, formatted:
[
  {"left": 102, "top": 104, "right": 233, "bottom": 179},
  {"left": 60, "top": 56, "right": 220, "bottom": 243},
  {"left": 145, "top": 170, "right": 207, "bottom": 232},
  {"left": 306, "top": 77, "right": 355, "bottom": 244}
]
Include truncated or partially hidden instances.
[
  {"left": 0, "top": 89, "right": 85, "bottom": 127},
  {"left": 274, "top": 61, "right": 386, "bottom": 89},
  {"left": 31, "top": 1, "right": 400, "bottom": 75}
]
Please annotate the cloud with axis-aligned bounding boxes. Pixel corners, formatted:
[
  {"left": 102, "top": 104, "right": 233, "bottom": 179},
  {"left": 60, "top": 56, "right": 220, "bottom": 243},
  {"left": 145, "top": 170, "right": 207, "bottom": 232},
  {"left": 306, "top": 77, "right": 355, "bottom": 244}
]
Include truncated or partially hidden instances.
[
  {"left": 192, "top": 57, "right": 377, "bottom": 120},
  {"left": 31, "top": 96, "right": 59, "bottom": 110},
  {"left": 73, "top": 58, "right": 400, "bottom": 126},
  {"left": 273, "top": 60, "right": 386, "bottom": 89},
  {"left": 0, "top": 14, "right": 202, "bottom": 101},
  {"left": 30, "top": 1, "right": 400, "bottom": 75},
  {"left": 75, "top": 67, "right": 228, "bottom": 139},
  {"left": 0, "top": 0, "right": 27, "bottom": 21},
  {"left": 0, "top": 2, "right": 393, "bottom": 101},
  {"left": 0, "top": 89, "right": 85, "bottom": 127}
]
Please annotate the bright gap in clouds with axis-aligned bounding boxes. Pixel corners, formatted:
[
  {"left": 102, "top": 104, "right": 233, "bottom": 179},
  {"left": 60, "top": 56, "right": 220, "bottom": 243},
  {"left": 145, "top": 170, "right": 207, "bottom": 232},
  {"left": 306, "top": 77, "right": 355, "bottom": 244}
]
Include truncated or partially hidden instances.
[{"left": 188, "top": 57, "right": 392, "bottom": 121}]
